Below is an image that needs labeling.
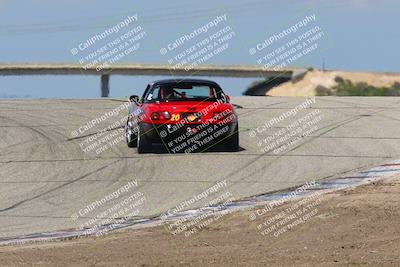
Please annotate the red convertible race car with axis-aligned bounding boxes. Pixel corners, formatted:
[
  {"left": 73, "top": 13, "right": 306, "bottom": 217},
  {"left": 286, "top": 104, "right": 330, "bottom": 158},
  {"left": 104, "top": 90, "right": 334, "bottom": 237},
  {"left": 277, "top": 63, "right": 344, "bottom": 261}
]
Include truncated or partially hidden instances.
[{"left": 125, "top": 79, "right": 239, "bottom": 153}]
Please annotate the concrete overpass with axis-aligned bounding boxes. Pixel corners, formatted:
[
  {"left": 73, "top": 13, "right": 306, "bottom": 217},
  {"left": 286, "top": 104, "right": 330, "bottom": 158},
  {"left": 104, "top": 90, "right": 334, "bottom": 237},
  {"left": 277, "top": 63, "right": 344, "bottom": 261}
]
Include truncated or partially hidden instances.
[{"left": 0, "top": 63, "right": 309, "bottom": 97}]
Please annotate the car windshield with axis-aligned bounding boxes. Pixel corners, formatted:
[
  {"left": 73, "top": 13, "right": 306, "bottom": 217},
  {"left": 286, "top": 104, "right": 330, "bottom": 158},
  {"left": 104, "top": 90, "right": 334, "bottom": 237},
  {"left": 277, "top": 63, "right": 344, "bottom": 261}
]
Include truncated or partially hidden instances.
[{"left": 144, "top": 83, "right": 225, "bottom": 102}]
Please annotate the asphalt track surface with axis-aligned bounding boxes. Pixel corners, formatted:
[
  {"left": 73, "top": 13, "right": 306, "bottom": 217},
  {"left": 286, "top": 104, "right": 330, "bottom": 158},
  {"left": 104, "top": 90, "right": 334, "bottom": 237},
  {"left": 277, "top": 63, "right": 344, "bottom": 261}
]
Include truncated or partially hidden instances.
[{"left": 1, "top": 96, "right": 400, "bottom": 239}]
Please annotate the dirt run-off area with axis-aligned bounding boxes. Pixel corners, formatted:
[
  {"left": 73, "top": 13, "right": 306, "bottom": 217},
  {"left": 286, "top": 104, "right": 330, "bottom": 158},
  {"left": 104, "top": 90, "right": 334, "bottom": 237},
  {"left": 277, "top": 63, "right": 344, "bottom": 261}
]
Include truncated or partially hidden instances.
[{"left": 1, "top": 175, "right": 399, "bottom": 267}]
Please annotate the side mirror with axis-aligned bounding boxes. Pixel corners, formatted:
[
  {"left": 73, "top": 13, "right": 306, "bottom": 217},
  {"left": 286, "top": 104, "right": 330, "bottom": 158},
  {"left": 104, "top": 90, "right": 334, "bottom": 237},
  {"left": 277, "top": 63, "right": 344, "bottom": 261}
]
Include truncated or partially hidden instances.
[
  {"left": 225, "top": 95, "right": 230, "bottom": 103},
  {"left": 129, "top": 95, "right": 140, "bottom": 104}
]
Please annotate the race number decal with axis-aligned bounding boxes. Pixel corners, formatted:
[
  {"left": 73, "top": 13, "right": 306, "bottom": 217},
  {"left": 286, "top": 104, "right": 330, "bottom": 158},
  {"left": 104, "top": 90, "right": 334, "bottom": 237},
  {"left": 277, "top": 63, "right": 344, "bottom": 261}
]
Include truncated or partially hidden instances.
[{"left": 171, "top": 114, "right": 180, "bottom": 121}]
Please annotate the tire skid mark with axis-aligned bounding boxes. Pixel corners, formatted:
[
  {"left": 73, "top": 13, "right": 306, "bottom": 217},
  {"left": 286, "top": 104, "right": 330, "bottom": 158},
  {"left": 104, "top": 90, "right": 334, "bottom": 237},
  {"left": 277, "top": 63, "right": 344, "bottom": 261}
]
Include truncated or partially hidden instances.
[
  {"left": 0, "top": 115, "right": 52, "bottom": 142},
  {"left": 0, "top": 160, "right": 121, "bottom": 213}
]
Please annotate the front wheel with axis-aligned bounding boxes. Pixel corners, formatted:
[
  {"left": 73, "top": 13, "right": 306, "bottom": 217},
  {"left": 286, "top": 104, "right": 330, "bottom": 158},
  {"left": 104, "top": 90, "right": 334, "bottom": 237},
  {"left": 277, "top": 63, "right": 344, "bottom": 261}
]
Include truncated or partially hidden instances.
[{"left": 125, "top": 121, "right": 137, "bottom": 148}]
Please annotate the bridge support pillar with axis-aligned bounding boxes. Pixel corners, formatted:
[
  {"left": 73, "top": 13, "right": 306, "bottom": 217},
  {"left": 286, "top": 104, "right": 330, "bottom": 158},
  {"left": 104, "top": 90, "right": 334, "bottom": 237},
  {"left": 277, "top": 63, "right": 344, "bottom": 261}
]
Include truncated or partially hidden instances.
[{"left": 101, "top": 75, "right": 110, "bottom": 97}]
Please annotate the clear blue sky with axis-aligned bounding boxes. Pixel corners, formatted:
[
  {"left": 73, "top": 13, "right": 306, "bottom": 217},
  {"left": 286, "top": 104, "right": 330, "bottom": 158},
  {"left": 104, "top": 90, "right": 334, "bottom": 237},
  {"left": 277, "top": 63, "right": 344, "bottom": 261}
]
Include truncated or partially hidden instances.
[{"left": 0, "top": 0, "right": 399, "bottom": 98}]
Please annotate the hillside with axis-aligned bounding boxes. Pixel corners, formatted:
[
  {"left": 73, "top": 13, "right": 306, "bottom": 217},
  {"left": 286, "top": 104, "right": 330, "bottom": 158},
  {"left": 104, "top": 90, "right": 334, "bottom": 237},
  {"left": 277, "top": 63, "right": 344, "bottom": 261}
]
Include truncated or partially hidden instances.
[{"left": 262, "top": 70, "right": 400, "bottom": 96}]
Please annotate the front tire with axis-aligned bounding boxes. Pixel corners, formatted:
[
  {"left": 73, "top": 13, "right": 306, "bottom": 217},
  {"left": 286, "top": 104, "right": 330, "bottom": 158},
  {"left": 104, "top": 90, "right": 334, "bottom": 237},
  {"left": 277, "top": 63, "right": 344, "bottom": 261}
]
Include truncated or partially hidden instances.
[{"left": 125, "top": 121, "right": 137, "bottom": 148}]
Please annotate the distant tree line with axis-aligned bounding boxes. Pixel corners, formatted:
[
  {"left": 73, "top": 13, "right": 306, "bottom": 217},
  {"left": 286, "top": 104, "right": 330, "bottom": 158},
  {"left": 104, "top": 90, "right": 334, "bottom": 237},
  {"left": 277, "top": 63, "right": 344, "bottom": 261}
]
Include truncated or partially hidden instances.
[{"left": 316, "top": 77, "right": 400, "bottom": 96}]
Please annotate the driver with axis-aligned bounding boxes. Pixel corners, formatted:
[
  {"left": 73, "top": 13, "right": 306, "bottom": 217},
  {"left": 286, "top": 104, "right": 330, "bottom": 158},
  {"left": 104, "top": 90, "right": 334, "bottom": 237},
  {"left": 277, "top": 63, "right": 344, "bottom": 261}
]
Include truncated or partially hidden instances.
[{"left": 163, "top": 87, "right": 177, "bottom": 99}]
